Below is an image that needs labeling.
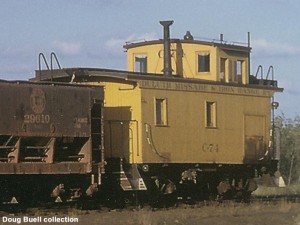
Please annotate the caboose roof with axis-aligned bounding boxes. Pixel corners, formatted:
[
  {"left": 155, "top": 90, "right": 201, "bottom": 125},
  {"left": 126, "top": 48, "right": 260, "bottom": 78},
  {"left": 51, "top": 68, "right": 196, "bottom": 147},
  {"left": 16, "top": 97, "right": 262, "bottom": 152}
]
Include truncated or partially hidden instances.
[
  {"left": 123, "top": 38, "right": 251, "bottom": 53},
  {"left": 34, "top": 67, "right": 283, "bottom": 93}
]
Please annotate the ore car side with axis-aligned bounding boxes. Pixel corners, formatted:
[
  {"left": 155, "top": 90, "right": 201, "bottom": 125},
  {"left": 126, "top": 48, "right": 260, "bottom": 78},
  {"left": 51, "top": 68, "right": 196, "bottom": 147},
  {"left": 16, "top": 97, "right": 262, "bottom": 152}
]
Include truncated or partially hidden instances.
[{"left": 0, "top": 80, "right": 104, "bottom": 204}]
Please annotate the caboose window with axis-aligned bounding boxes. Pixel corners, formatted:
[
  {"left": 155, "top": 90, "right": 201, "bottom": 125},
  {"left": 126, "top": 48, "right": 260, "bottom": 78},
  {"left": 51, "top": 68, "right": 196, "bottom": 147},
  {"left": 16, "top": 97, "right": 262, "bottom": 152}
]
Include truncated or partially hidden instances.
[
  {"left": 135, "top": 55, "right": 147, "bottom": 73},
  {"left": 220, "top": 58, "right": 227, "bottom": 82},
  {"left": 236, "top": 60, "right": 243, "bottom": 83},
  {"left": 229, "top": 60, "right": 243, "bottom": 83},
  {"left": 198, "top": 53, "right": 210, "bottom": 72},
  {"left": 206, "top": 101, "right": 217, "bottom": 128},
  {"left": 155, "top": 98, "right": 167, "bottom": 126}
]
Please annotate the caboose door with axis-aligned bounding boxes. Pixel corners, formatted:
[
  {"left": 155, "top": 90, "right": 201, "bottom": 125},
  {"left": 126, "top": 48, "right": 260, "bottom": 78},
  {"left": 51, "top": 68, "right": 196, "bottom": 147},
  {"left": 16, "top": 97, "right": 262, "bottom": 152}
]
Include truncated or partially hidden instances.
[{"left": 244, "top": 115, "right": 266, "bottom": 163}]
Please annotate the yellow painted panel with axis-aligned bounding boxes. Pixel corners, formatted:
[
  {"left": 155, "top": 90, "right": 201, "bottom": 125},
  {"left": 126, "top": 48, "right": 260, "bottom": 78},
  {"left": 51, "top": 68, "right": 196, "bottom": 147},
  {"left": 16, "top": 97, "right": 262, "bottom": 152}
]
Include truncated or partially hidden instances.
[
  {"left": 139, "top": 86, "right": 271, "bottom": 164},
  {"left": 244, "top": 115, "right": 267, "bottom": 162},
  {"left": 83, "top": 79, "right": 272, "bottom": 165},
  {"left": 81, "top": 81, "right": 143, "bottom": 164},
  {"left": 127, "top": 42, "right": 249, "bottom": 83}
]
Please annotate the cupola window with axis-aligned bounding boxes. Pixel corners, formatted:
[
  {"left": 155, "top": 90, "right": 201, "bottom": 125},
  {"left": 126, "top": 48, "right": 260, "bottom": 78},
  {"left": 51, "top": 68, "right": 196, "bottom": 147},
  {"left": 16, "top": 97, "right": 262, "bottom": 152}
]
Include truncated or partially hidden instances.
[
  {"left": 134, "top": 54, "right": 147, "bottom": 73},
  {"left": 198, "top": 53, "right": 210, "bottom": 72}
]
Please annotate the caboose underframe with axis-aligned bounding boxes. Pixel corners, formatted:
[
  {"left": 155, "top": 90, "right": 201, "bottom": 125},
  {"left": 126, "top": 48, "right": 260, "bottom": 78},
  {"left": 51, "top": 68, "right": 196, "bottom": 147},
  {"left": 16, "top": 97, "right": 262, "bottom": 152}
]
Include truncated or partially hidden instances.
[{"left": 105, "top": 157, "right": 277, "bottom": 203}]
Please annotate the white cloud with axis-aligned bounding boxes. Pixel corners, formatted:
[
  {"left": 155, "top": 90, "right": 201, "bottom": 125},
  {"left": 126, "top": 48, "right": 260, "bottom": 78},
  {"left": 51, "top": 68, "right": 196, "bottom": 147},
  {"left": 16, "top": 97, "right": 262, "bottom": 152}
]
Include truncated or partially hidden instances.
[
  {"left": 104, "top": 32, "right": 158, "bottom": 55},
  {"left": 52, "top": 41, "right": 81, "bottom": 56},
  {"left": 252, "top": 39, "right": 300, "bottom": 57},
  {"left": 128, "top": 32, "right": 159, "bottom": 43}
]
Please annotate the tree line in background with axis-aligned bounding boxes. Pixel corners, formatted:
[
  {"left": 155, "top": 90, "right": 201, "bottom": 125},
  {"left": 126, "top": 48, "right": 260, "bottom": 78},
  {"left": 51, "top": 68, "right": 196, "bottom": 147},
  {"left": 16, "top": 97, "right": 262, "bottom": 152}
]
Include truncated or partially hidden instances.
[{"left": 276, "top": 114, "right": 300, "bottom": 185}]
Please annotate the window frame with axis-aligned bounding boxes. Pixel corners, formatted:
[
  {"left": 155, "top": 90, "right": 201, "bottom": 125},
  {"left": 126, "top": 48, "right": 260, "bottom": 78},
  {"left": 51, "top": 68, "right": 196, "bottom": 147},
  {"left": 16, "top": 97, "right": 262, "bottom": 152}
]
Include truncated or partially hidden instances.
[
  {"left": 220, "top": 57, "right": 227, "bottom": 82},
  {"left": 197, "top": 52, "right": 210, "bottom": 73},
  {"left": 235, "top": 60, "right": 243, "bottom": 83},
  {"left": 134, "top": 54, "right": 148, "bottom": 73},
  {"left": 205, "top": 101, "right": 217, "bottom": 128},
  {"left": 155, "top": 97, "right": 168, "bottom": 126}
]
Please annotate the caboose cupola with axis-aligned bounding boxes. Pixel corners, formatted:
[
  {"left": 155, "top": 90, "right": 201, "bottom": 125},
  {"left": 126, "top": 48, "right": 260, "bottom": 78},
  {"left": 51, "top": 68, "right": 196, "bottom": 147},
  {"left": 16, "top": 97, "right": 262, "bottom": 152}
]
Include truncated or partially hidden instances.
[{"left": 124, "top": 21, "right": 266, "bottom": 87}]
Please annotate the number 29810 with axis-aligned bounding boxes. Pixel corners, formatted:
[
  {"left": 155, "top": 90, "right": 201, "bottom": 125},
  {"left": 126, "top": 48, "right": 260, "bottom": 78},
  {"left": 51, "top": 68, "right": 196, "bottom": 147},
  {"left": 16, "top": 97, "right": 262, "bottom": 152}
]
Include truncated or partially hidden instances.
[{"left": 24, "top": 114, "right": 50, "bottom": 124}]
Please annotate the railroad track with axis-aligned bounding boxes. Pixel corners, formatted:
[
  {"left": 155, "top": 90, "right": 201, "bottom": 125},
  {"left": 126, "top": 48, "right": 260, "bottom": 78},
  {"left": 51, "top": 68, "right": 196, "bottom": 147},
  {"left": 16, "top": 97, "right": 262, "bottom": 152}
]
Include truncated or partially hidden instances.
[
  {"left": 251, "top": 194, "right": 300, "bottom": 203},
  {"left": 1, "top": 193, "right": 300, "bottom": 215}
]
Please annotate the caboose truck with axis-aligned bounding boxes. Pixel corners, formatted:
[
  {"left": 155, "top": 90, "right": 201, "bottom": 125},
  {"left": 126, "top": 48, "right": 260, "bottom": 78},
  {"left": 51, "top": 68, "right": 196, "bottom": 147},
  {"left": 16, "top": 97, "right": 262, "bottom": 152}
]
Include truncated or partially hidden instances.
[
  {"left": 35, "top": 20, "right": 282, "bottom": 204},
  {"left": 0, "top": 81, "right": 105, "bottom": 204}
]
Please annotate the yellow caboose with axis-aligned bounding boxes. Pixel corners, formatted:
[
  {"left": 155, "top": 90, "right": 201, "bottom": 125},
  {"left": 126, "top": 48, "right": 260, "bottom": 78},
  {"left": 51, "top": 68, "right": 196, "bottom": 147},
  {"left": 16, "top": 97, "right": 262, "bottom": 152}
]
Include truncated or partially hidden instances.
[{"left": 36, "top": 20, "right": 282, "bottom": 202}]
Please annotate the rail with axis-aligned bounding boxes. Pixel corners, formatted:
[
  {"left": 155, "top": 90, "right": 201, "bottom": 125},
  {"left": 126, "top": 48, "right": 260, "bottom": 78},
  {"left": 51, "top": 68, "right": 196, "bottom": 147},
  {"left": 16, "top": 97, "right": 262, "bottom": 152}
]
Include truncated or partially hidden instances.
[
  {"left": 266, "top": 66, "right": 274, "bottom": 80},
  {"left": 255, "top": 65, "right": 263, "bottom": 79},
  {"left": 38, "top": 52, "right": 62, "bottom": 81},
  {"left": 50, "top": 52, "right": 61, "bottom": 70},
  {"left": 253, "top": 65, "right": 277, "bottom": 87},
  {"left": 38, "top": 53, "right": 50, "bottom": 80},
  {"left": 125, "top": 35, "right": 250, "bottom": 48},
  {"left": 0, "top": 146, "right": 15, "bottom": 149},
  {"left": 23, "top": 156, "right": 47, "bottom": 161}
]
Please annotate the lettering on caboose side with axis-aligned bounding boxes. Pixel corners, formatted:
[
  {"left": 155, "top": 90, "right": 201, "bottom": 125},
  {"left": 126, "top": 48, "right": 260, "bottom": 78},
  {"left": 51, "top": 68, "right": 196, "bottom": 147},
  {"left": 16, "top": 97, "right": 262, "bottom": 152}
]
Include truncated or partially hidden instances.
[{"left": 138, "top": 80, "right": 273, "bottom": 97}]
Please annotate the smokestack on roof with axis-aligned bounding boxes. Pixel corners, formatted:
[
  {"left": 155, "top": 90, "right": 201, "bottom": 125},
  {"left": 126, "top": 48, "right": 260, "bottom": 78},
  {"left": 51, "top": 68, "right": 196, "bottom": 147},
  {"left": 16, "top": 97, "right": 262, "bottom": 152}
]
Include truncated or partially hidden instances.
[{"left": 160, "top": 20, "right": 173, "bottom": 77}]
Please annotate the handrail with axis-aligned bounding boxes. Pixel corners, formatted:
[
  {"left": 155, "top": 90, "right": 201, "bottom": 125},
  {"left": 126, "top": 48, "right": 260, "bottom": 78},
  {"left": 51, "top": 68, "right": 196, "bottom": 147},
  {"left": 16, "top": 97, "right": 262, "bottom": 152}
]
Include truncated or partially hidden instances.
[
  {"left": 50, "top": 52, "right": 61, "bottom": 81},
  {"left": 255, "top": 65, "right": 263, "bottom": 79},
  {"left": 50, "top": 52, "right": 61, "bottom": 70},
  {"left": 38, "top": 53, "right": 50, "bottom": 70},
  {"left": 38, "top": 52, "right": 62, "bottom": 81},
  {"left": 266, "top": 65, "right": 274, "bottom": 81},
  {"left": 38, "top": 53, "right": 50, "bottom": 80}
]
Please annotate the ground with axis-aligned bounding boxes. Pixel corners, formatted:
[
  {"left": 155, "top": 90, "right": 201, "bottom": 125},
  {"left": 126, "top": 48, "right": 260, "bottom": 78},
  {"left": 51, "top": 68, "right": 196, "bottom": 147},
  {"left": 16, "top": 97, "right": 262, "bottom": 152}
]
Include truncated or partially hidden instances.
[
  {"left": 1, "top": 201, "right": 298, "bottom": 225},
  {"left": 77, "top": 202, "right": 300, "bottom": 225},
  {"left": 1, "top": 185, "right": 300, "bottom": 225}
]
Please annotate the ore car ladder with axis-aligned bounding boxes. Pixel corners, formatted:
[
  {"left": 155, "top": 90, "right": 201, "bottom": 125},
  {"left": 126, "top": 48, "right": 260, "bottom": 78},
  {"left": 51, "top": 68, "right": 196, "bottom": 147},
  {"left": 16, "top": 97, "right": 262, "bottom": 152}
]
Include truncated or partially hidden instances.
[{"left": 91, "top": 100, "right": 103, "bottom": 162}]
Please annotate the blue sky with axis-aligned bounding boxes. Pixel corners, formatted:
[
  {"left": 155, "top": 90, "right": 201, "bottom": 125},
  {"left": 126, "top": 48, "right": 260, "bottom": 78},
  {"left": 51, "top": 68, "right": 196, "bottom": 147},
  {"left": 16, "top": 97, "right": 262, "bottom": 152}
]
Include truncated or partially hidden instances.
[{"left": 0, "top": 0, "right": 299, "bottom": 117}]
